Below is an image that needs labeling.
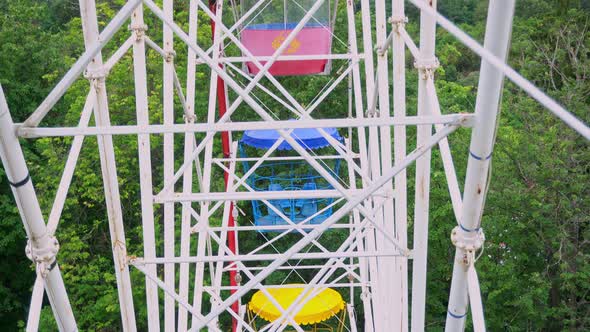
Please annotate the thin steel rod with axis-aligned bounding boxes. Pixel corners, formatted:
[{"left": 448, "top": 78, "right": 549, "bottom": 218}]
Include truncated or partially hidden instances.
[
  {"left": 191, "top": 0, "right": 225, "bottom": 319},
  {"left": 411, "top": 0, "right": 437, "bottom": 329},
  {"left": 214, "top": 154, "right": 357, "bottom": 162},
  {"left": 426, "top": 79, "right": 463, "bottom": 223},
  {"left": 467, "top": 263, "right": 486, "bottom": 331},
  {"left": 398, "top": 26, "right": 421, "bottom": 60},
  {"left": 18, "top": 114, "right": 473, "bottom": 138},
  {"left": 162, "top": 0, "right": 175, "bottom": 328},
  {"left": 350, "top": 1, "right": 379, "bottom": 328},
  {"left": 104, "top": 35, "right": 135, "bottom": 71},
  {"left": 178, "top": 0, "right": 199, "bottom": 329},
  {"left": 130, "top": 5, "right": 160, "bottom": 331},
  {"left": 211, "top": 53, "right": 363, "bottom": 63},
  {"left": 375, "top": 1, "right": 399, "bottom": 329},
  {"left": 208, "top": 282, "right": 365, "bottom": 290},
  {"left": 207, "top": 223, "right": 358, "bottom": 232},
  {"left": 47, "top": 89, "right": 95, "bottom": 235},
  {"left": 131, "top": 249, "right": 405, "bottom": 265},
  {"left": 392, "top": 1, "right": 409, "bottom": 330},
  {"left": 156, "top": 189, "right": 369, "bottom": 203},
  {"left": 78, "top": 1, "right": 137, "bottom": 329},
  {"left": 26, "top": 276, "right": 44, "bottom": 332},
  {"left": 223, "top": 265, "right": 360, "bottom": 273}
]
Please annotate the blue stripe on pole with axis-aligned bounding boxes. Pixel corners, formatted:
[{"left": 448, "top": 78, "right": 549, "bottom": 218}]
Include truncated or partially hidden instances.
[
  {"left": 469, "top": 150, "right": 493, "bottom": 161},
  {"left": 460, "top": 223, "right": 480, "bottom": 233},
  {"left": 447, "top": 310, "right": 468, "bottom": 319}
]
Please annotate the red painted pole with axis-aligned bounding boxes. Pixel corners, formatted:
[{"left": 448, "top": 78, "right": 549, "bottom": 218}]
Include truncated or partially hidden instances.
[{"left": 209, "top": 1, "right": 239, "bottom": 331}]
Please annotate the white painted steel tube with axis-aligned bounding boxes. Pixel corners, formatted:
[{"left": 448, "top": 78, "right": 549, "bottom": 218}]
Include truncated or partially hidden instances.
[
  {"left": 411, "top": 1, "right": 437, "bottom": 330},
  {"left": 77, "top": 1, "right": 137, "bottom": 330},
  {"left": 375, "top": 1, "right": 400, "bottom": 329},
  {"left": 26, "top": 276, "right": 44, "bottom": 332},
  {"left": 18, "top": 114, "right": 473, "bottom": 138},
  {"left": 155, "top": 189, "right": 368, "bottom": 203},
  {"left": 130, "top": 5, "right": 160, "bottom": 331},
  {"left": 46, "top": 89, "right": 95, "bottom": 235},
  {"left": 215, "top": 53, "right": 363, "bottom": 63},
  {"left": 426, "top": 80, "right": 463, "bottom": 223},
  {"left": 445, "top": 1, "right": 515, "bottom": 330},
  {"left": 162, "top": 1, "right": 175, "bottom": 329},
  {"left": 178, "top": 1, "right": 199, "bottom": 330},
  {"left": 392, "top": 1, "right": 409, "bottom": 330},
  {"left": 354, "top": 1, "right": 380, "bottom": 329},
  {"left": 0, "top": 85, "right": 78, "bottom": 332},
  {"left": 104, "top": 36, "right": 135, "bottom": 72},
  {"left": 467, "top": 264, "right": 486, "bottom": 331}
]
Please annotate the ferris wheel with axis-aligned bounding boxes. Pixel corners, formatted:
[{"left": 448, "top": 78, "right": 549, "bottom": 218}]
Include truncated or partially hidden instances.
[{"left": 0, "top": 0, "right": 588, "bottom": 331}]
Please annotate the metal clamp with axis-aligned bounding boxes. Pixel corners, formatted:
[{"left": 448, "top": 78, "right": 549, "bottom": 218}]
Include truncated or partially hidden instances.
[
  {"left": 25, "top": 235, "right": 60, "bottom": 278},
  {"left": 183, "top": 113, "right": 196, "bottom": 123},
  {"left": 128, "top": 23, "right": 148, "bottom": 40},
  {"left": 451, "top": 225, "right": 485, "bottom": 252},
  {"left": 365, "top": 108, "right": 380, "bottom": 118},
  {"left": 165, "top": 50, "right": 177, "bottom": 63},
  {"left": 83, "top": 66, "right": 109, "bottom": 85},
  {"left": 389, "top": 15, "right": 408, "bottom": 31},
  {"left": 414, "top": 57, "right": 440, "bottom": 80}
]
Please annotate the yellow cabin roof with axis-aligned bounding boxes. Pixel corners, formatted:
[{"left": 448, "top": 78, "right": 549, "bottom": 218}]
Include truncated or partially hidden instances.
[{"left": 248, "top": 285, "right": 345, "bottom": 325}]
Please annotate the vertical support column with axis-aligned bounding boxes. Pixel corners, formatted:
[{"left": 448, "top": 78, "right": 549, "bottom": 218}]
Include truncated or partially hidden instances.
[
  {"left": 0, "top": 85, "right": 78, "bottom": 332},
  {"left": 357, "top": 1, "right": 382, "bottom": 330},
  {"left": 346, "top": 1, "right": 376, "bottom": 330},
  {"left": 375, "top": 0, "right": 399, "bottom": 330},
  {"left": 162, "top": 0, "right": 176, "bottom": 330},
  {"left": 411, "top": 1, "right": 437, "bottom": 331},
  {"left": 211, "top": 142, "right": 238, "bottom": 330},
  {"left": 209, "top": 2, "right": 239, "bottom": 330},
  {"left": 391, "top": 0, "right": 408, "bottom": 330},
  {"left": 130, "top": 5, "right": 160, "bottom": 331},
  {"left": 192, "top": 1, "right": 224, "bottom": 327},
  {"left": 445, "top": 2, "right": 515, "bottom": 330},
  {"left": 78, "top": 1, "right": 137, "bottom": 330},
  {"left": 178, "top": 0, "right": 199, "bottom": 330}
]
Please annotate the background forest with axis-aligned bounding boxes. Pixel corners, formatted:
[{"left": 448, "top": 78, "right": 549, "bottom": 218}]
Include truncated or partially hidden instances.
[{"left": 0, "top": 0, "right": 589, "bottom": 330}]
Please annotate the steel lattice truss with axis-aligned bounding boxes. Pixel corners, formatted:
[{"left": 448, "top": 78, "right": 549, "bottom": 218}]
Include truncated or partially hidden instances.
[{"left": 0, "top": 0, "right": 588, "bottom": 331}]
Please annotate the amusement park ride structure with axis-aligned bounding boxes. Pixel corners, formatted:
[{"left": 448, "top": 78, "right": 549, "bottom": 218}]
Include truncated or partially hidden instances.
[{"left": 0, "top": 0, "right": 588, "bottom": 331}]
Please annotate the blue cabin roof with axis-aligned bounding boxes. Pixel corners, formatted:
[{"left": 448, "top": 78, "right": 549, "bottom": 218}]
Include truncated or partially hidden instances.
[{"left": 241, "top": 127, "right": 342, "bottom": 151}]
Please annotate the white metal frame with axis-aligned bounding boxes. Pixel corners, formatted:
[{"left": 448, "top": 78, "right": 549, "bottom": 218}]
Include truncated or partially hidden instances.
[{"left": 0, "top": 0, "right": 588, "bottom": 331}]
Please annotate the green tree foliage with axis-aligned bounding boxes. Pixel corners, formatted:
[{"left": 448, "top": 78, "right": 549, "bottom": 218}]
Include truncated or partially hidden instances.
[{"left": 0, "top": 0, "right": 588, "bottom": 330}]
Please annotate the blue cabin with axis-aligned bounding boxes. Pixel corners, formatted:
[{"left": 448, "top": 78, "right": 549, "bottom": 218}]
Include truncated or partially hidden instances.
[{"left": 239, "top": 127, "right": 343, "bottom": 232}]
